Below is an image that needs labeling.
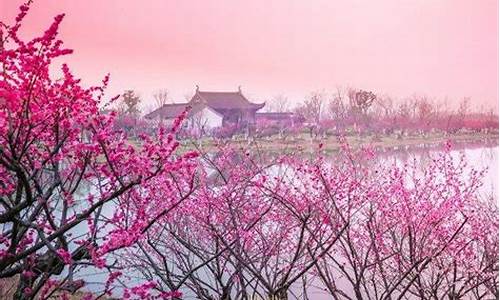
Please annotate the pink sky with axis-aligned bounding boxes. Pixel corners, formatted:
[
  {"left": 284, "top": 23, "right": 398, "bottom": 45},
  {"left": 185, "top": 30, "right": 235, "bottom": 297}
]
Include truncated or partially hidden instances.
[{"left": 1, "top": 0, "right": 498, "bottom": 110}]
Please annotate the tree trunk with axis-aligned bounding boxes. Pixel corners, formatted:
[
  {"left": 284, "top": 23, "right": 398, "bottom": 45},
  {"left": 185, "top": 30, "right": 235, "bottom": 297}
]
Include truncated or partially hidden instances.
[
  {"left": 269, "top": 288, "right": 288, "bottom": 300},
  {"left": 14, "top": 274, "right": 35, "bottom": 300}
]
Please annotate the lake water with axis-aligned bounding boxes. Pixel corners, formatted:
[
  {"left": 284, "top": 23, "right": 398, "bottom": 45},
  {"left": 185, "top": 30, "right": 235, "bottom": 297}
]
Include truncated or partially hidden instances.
[{"left": 380, "top": 143, "right": 498, "bottom": 196}]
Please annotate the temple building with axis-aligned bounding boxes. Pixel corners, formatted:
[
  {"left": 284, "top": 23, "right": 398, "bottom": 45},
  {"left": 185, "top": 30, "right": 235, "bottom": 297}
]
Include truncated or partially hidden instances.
[{"left": 145, "top": 86, "right": 265, "bottom": 131}]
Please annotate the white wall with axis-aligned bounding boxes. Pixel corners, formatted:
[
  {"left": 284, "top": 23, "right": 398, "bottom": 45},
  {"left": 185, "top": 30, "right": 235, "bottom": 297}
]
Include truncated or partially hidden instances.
[{"left": 189, "top": 107, "right": 223, "bottom": 133}]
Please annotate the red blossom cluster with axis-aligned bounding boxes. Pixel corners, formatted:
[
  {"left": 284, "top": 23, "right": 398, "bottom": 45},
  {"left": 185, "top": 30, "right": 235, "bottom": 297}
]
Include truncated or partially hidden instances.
[
  {"left": 118, "top": 141, "right": 498, "bottom": 299},
  {"left": 1, "top": 3, "right": 197, "bottom": 299}
]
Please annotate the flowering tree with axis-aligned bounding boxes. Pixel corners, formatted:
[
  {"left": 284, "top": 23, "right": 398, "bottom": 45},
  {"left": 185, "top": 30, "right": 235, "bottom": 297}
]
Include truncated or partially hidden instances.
[
  {"left": 121, "top": 141, "right": 498, "bottom": 300},
  {"left": 0, "top": 4, "right": 197, "bottom": 299},
  {"left": 1, "top": 3, "right": 497, "bottom": 300},
  {"left": 120, "top": 145, "right": 349, "bottom": 299},
  {"left": 312, "top": 143, "right": 498, "bottom": 299},
  {"left": 113, "top": 114, "right": 152, "bottom": 137}
]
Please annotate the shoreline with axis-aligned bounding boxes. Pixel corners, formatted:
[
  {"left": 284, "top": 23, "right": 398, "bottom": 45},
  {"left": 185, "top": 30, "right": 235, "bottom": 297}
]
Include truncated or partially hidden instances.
[{"left": 181, "top": 132, "right": 499, "bottom": 154}]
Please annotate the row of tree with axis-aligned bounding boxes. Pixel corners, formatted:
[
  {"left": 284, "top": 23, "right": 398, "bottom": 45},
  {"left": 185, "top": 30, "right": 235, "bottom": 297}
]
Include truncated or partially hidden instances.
[
  {"left": 116, "top": 144, "right": 498, "bottom": 299},
  {"left": 113, "top": 87, "right": 498, "bottom": 139},
  {"left": 290, "top": 89, "right": 497, "bottom": 137}
]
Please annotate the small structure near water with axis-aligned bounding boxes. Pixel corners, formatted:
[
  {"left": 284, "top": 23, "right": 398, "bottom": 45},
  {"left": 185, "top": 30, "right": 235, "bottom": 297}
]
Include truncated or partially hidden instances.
[{"left": 145, "top": 86, "right": 265, "bottom": 131}]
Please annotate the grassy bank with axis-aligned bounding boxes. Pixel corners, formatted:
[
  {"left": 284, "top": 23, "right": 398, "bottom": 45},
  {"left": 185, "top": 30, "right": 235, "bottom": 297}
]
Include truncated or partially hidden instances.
[{"left": 179, "top": 131, "right": 499, "bottom": 154}]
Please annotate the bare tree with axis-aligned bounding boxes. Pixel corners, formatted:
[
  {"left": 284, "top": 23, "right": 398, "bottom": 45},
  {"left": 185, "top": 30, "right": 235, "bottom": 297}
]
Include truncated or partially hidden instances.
[
  {"left": 189, "top": 112, "right": 210, "bottom": 138},
  {"left": 296, "top": 92, "right": 324, "bottom": 125},
  {"left": 327, "top": 89, "right": 347, "bottom": 120},
  {"left": 345, "top": 89, "right": 376, "bottom": 133},
  {"left": 294, "top": 92, "right": 325, "bottom": 138},
  {"left": 415, "top": 96, "right": 435, "bottom": 133},
  {"left": 373, "top": 94, "right": 394, "bottom": 118},
  {"left": 265, "top": 94, "right": 290, "bottom": 113},
  {"left": 153, "top": 89, "right": 170, "bottom": 109}
]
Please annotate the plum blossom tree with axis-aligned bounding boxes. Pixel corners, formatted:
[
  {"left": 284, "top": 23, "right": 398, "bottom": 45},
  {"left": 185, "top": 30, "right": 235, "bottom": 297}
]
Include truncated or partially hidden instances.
[
  {"left": 121, "top": 141, "right": 498, "bottom": 300},
  {"left": 312, "top": 143, "right": 498, "bottom": 299},
  {"left": 1, "top": 3, "right": 497, "bottom": 300},
  {"left": 120, "top": 145, "right": 349, "bottom": 300},
  {"left": 0, "top": 4, "right": 197, "bottom": 299}
]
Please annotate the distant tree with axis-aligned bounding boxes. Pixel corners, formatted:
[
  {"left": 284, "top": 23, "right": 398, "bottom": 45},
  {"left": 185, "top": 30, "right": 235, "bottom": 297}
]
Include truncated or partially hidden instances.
[
  {"left": 416, "top": 97, "right": 433, "bottom": 121},
  {"left": 416, "top": 96, "right": 434, "bottom": 132},
  {"left": 121, "top": 90, "right": 141, "bottom": 115},
  {"left": 348, "top": 89, "right": 376, "bottom": 115},
  {"left": 457, "top": 97, "right": 470, "bottom": 117},
  {"left": 153, "top": 89, "right": 170, "bottom": 109},
  {"left": 373, "top": 94, "right": 394, "bottom": 118},
  {"left": 442, "top": 97, "right": 470, "bottom": 133},
  {"left": 265, "top": 94, "right": 290, "bottom": 113},
  {"left": 327, "top": 91, "right": 347, "bottom": 120},
  {"left": 346, "top": 89, "right": 376, "bottom": 133},
  {"left": 294, "top": 92, "right": 324, "bottom": 138},
  {"left": 397, "top": 101, "right": 411, "bottom": 120},
  {"left": 188, "top": 111, "right": 210, "bottom": 139},
  {"left": 296, "top": 92, "right": 323, "bottom": 125},
  {"left": 369, "top": 95, "right": 396, "bottom": 134}
]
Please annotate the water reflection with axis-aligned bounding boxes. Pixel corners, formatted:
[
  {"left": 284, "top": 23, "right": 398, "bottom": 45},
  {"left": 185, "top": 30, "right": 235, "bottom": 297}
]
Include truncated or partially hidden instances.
[{"left": 378, "top": 144, "right": 498, "bottom": 197}]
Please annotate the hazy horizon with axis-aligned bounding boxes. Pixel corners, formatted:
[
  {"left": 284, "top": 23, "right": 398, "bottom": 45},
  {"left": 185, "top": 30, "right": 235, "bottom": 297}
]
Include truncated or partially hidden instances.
[{"left": 1, "top": 0, "right": 498, "bottom": 111}]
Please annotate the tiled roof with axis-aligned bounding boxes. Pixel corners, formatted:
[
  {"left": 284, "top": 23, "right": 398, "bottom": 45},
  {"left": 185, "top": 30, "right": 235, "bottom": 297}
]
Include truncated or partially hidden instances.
[
  {"left": 192, "top": 90, "right": 265, "bottom": 111},
  {"left": 145, "top": 88, "right": 265, "bottom": 120},
  {"left": 144, "top": 103, "right": 205, "bottom": 119}
]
